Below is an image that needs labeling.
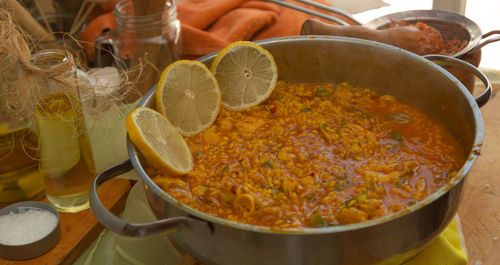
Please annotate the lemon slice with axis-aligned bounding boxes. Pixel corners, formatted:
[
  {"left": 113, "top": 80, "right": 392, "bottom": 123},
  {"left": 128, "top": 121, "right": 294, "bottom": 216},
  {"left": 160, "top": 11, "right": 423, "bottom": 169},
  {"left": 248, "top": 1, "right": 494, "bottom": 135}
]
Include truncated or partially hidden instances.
[
  {"left": 211, "top": 41, "right": 278, "bottom": 111},
  {"left": 156, "top": 60, "right": 221, "bottom": 137},
  {"left": 126, "top": 107, "right": 193, "bottom": 175}
]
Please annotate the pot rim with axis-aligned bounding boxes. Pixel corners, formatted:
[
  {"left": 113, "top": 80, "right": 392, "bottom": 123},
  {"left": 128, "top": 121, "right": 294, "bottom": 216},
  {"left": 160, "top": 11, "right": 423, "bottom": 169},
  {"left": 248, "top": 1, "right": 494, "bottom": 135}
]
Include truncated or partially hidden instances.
[{"left": 130, "top": 35, "right": 484, "bottom": 235}]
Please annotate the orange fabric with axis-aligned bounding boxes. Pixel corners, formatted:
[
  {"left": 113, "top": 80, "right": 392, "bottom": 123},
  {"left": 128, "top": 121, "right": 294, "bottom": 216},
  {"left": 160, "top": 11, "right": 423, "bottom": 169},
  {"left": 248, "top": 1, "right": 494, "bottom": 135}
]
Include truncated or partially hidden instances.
[
  {"left": 80, "top": 0, "right": 357, "bottom": 62},
  {"left": 178, "top": 0, "right": 247, "bottom": 29},
  {"left": 177, "top": 0, "right": 357, "bottom": 58},
  {"left": 209, "top": 5, "right": 279, "bottom": 42},
  {"left": 181, "top": 24, "right": 231, "bottom": 57}
]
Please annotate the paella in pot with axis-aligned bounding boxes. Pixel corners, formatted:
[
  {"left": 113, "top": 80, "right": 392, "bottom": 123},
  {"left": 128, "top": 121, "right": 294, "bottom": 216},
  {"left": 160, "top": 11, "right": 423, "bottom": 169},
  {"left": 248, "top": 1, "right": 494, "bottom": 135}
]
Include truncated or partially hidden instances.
[{"left": 90, "top": 36, "right": 490, "bottom": 265}]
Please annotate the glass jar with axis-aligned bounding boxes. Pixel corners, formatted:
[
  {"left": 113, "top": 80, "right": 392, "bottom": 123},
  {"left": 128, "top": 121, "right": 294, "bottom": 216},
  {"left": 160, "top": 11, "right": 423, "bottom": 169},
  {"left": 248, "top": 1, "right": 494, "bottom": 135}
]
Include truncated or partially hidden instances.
[
  {"left": 95, "top": 0, "right": 182, "bottom": 101},
  {"left": 31, "top": 49, "right": 96, "bottom": 213},
  {"left": 113, "top": 0, "right": 181, "bottom": 64}
]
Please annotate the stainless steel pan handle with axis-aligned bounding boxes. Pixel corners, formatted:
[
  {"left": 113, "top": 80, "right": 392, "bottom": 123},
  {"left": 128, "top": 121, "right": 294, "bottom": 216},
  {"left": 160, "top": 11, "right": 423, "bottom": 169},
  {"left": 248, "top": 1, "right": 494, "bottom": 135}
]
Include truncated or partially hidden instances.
[
  {"left": 89, "top": 160, "right": 213, "bottom": 237},
  {"left": 468, "top": 30, "right": 500, "bottom": 54},
  {"left": 424, "top": 54, "right": 491, "bottom": 108}
]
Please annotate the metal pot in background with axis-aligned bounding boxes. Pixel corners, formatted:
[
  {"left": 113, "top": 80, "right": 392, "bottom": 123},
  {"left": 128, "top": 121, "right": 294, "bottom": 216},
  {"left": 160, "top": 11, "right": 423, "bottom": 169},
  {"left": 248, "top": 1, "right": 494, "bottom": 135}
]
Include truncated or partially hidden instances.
[
  {"left": 90, "top": 36, "right": 490, "bottom": 265},
  {"left": 363, "top": 9, "right": 500, "bottom": 58},
  {"left": 364, "top": 9, "right": 500, "bottom": 95},
  {"left": 300, "top": 9, "right": 499, "bottom": 94}
]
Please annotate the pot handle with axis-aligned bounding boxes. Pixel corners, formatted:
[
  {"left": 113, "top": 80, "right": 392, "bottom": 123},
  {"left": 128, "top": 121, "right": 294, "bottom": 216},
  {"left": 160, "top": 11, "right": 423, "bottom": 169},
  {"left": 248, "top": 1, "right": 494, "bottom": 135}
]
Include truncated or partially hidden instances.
[
  {"left": 89, "top": 160, "right": 213, "bottom": 237},
  {"left": 469, "top": 30, "right": 500, "bottom": 54},
  {"left": 424, "top": 54, "right": 491, "bottom": 108}
]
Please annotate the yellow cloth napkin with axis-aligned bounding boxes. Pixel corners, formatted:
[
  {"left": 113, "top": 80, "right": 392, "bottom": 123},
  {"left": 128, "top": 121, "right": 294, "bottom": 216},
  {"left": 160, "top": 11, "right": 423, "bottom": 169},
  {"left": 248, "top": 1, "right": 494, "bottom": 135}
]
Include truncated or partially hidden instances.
[
  {"left": 379, "top": 216, "right": 468, "bottom": 265},
  {"left": 405, "top": 217, "right": 468, "bottom": 265}
]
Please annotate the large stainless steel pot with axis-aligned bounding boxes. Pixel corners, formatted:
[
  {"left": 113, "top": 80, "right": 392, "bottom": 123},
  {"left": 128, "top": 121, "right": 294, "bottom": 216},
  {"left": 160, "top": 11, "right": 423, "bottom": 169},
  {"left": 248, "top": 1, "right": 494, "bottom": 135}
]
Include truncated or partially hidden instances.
[{"left": 90, "top": 36, "right": 491, "bottom": 265}]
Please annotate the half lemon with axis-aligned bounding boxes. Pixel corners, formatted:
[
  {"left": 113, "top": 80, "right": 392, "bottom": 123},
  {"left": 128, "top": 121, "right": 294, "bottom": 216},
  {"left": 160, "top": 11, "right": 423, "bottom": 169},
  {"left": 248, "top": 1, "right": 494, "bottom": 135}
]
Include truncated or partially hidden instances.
[
  {"left": 156, "top": 60, "right": 221, "bottom": 137},
  {"left": 211, "top": 41, "right": 278, "bottom": 111},
  {"left": 126, "top": 107, "right": 193, "bottom": 175}
]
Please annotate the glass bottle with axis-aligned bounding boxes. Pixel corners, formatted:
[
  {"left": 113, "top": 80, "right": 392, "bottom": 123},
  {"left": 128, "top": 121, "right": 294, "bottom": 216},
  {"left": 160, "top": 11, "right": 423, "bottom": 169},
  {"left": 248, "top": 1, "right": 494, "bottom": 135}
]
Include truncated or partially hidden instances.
[
  {"left": 31, "top": 49, "right": 96, "bottom": 213},
  {"left": 0, "top": 55, "right": 44, "bottom": 208}
]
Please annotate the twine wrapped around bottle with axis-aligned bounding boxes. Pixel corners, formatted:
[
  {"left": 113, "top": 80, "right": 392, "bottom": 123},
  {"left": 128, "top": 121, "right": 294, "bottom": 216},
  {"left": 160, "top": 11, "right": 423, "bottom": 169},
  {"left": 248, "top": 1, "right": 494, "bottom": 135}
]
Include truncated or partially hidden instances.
[
  {"left": 0, "top": 8, "right": 32, "bottom": 127},
  {"left": 1, "top": 7, "right": 145, "bottom": 177},
  {"left": 0, "top": 7, "right": 143, "bottom": 127}
]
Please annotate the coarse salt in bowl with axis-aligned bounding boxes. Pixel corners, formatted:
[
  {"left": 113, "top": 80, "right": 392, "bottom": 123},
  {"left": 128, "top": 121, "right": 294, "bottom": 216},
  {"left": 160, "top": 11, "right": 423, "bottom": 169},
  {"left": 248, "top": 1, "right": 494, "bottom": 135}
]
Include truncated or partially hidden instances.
[{"left": 0, "top": 201, "right": 61, "bottom": 260}]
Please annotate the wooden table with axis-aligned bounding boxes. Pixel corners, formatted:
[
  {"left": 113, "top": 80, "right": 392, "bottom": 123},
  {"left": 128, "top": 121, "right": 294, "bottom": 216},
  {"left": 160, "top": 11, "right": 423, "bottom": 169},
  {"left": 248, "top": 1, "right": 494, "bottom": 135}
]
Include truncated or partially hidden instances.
[
  {"left": 0, "top": 178, "right": 131, "bottom": 265},
  {"left": 459, "top": 83, "right": 500, "bottom": 264}
]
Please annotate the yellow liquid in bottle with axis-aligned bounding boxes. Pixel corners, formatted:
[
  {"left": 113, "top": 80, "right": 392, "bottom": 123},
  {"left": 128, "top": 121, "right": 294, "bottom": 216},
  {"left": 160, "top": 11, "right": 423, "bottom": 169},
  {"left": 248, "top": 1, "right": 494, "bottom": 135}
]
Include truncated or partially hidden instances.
[
  {"left": 35, "top": 92, "right": 95, "bottom": 213},
  {"left": 0, "top": 125, "right": 44, "bottom": 208}
]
